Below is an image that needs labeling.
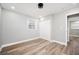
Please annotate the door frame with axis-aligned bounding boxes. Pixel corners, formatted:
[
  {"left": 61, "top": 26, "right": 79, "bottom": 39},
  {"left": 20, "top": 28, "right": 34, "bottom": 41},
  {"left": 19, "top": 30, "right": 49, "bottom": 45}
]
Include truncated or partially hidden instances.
[{"left": 66, "top": 13, "right": 79, "bottom": 42}]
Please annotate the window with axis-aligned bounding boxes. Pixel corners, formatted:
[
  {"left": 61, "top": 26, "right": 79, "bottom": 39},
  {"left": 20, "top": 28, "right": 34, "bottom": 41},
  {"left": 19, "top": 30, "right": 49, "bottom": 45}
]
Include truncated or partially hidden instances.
[{"left": 28, "top": 20, "right": 35, "bottom": 29}]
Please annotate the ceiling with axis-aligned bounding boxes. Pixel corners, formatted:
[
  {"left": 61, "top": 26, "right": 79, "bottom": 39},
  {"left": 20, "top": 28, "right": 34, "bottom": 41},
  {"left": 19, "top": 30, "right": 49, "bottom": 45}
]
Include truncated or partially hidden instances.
[{"left": 1, "top": 3, "right": 79, "bottom": 18}]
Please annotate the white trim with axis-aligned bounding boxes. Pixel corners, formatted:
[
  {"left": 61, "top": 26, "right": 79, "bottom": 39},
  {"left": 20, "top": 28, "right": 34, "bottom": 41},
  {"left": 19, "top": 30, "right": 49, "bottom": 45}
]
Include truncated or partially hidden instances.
[
  {"left": 40, "top": 37, "right": 67, "bottom": 46},
  {"left": 39, "top": 37, "right": 49, "bottom": 40},
  {"left": 66, "top": 14, "right": 68, "bottom": 45},
  {"left": 1, "top": 37, "right": 40, "bottom": 48},
  {"left": 52, "top": 40, "right": 67, "bottom": 46},
  {"left": 39, "top": 37, "right": 52, "bottom": 42},
  {"left": 1, "top": 37, "right": 67, "bottom": 49}
]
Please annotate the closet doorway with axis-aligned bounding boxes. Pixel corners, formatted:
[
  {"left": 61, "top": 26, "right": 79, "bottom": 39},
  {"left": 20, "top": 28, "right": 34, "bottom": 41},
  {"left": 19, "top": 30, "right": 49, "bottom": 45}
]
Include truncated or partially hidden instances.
[{"left": 67, "top": 13, "right": 79, "bottom": 42}]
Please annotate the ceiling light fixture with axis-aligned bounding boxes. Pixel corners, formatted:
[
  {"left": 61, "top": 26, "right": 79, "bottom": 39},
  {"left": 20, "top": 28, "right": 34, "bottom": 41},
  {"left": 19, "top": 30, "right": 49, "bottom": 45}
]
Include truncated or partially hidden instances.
[
  {"left": 11, "top": 6, "right": 15, "bottom": 9},
  {"left": 40, "top": 17, "right": 44, "bottom": 21},
  {"left": 38, "top": 3, "right": 44, "bottom": 9}
]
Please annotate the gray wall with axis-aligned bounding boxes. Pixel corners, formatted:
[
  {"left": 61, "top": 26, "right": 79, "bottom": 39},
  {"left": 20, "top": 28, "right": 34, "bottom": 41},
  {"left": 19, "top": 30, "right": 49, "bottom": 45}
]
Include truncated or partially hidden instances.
[
  {"left": 51, "top": 12, "right": 67, "bottom": 44},
  {"left": 0, "top": 5, "right": 2, "bottom": 47},
  {"left": 39, "top": 17, "right": 51, "bottom": 41},
  {"left": 2, "top": 9, "right": 39, "bottom": 45}
]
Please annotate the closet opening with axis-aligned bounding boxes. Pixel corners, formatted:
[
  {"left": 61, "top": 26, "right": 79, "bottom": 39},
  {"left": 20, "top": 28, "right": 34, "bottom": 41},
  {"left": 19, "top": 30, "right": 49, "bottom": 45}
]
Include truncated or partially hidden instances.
[{"left": 67, "top": 13, "right": 79, "bottom": 42}]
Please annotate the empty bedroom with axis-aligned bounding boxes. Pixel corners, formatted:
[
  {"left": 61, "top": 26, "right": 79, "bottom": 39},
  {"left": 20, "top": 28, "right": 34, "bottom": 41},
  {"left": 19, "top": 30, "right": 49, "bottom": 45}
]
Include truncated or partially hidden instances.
[{"left": 0, "top": 3, "right": 79, "bottom": 55}]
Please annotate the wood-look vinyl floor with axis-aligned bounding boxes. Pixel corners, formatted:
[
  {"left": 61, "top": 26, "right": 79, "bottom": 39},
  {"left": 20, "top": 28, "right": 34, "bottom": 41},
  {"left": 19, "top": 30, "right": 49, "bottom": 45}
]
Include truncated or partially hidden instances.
[{"left": 0, "top": 37, "right": 79, "bottom": 55}]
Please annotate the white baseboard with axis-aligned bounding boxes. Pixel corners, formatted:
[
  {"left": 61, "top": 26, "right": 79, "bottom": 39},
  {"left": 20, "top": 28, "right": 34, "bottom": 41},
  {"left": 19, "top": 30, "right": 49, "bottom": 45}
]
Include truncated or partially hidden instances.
[
  {"left": 40, "top": 37, "right": 67, "bottom": 46},
  {"left": 39, "top": 37, "right": 51, "bottom": 41},
  {"left": 1, "top": 37, "right": 67, "bottom": 49},
  {"left": 1, "top": 37, "right": 40, "bottom": 48},
  {"left": 52, "top": 40, "right": 67, "bottom": 46}
]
